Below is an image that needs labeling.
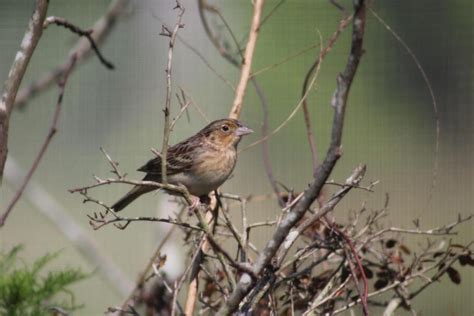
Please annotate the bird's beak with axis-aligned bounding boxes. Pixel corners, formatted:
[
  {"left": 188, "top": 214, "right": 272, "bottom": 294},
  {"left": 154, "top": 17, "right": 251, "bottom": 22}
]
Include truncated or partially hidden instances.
[{"left": 235, "top": 125, "right": 253, "bottom": 136}]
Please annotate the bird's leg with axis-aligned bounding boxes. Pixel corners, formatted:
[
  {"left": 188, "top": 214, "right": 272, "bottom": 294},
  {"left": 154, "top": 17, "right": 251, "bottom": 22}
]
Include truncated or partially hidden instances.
[
  {"left": 187, "top": 195, "right": 212, "bottom": 215},
  {"left": 187, "top": 195, "right": 201, "bottom": 215},
  {"left": 199, "top": 195, "right": 211, "bottom": 205}
]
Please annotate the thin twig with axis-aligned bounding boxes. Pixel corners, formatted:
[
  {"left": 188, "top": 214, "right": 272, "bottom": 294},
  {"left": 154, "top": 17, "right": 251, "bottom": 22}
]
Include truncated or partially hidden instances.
[
  {"left": 0, "top": 0, "right": 49, "bottom": 181},
  {"left": 259, "top": 0, "right": 286, "bottom": 29},
  {"left": 161, "top": 2, "right": 185, "bottom": 183},
  {"left": 69, "top": 177, "right": 194, "bottom": 205},
  {"left": 228, "top": 0, "right": 265, "bottom": 119},
  {"left": 278, "top": 164, "right": 366, "bottom": 264},
  {"left": 300, "top": 14, "right": 353, "bottom": 175},
  {"left": 184, "top": 210, "right": 214, "bottom": 315},
  {"left": 198, "top": 0, "right": 239, "bottom": 66},
  {"left": 171, "top": 238, "right": 205, "bottom": 316},
  {"left": 217, "top": 1, "right": 366, "bottom": 313},
  {"left": 179, "top": 88, "right": 210, "bottom": 123},
  {"left": 369, "top": 8, "right": 440, "bottom": 215},
  {"left": 43, "top": 16, "right": 114, "bottom": 69},
  {"left": 329, "top": 245, "right": 473, "bottom": 315},
  {"left": 100, "top": 147, "right": 124, "bottom": 178},
  {"left": 177, "top": 36, "right": 236, "bottom": 91},
  {"left": 0, "top": 54, "right": 77, "bottom": 227},
  {"left": 200, "top": 2, "right": 281, "bottom": 207},
  {"left": 118, "top": 219, "right": 181, "bottom": 315},
  {"left": 250, "top": 41, "right": 320, "bottom": 78},
  {"left": 240, "top": 15, "right": 353, "bottom": 153},
  {"left": 259, "top": 77, "right": 285, "bottom": 207},
  {"left": 337, "top": 228, "right": 369, "bottom": 316},
  {"left": 238, "top": 30, "right": 325, "bottom": 153},
  {"left": 4, "top": 156, "right": 133, "bottom": 297},
  {"left": 15, "top": 0, "right": 124, "bottom": 108},
  {"left": 87, "top": 211, "right": 201, "bottom": 232},
  {"left": 151, "top": 9, "right": 236, "bottom": 95}
]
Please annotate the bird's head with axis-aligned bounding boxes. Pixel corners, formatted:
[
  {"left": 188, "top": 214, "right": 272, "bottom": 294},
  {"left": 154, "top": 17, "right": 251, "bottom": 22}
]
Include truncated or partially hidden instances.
[{"left": 201, "top": 118, "right": 253, "bottom": 148}]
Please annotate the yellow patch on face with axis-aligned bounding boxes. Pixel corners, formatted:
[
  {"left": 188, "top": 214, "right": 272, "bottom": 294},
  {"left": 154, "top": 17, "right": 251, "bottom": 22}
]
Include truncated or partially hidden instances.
[
  {"left": 211, "top": 131, "right": 238, "bottom": 148},
  {"left": 206, "top": 120, "right": 239, "bottom": 148}
]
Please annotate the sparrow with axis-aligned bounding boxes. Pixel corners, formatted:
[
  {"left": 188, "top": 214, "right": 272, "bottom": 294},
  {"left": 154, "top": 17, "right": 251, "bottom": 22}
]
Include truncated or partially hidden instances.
[{"left": 111, "top": 118, "right": 253, "bottom": 212}]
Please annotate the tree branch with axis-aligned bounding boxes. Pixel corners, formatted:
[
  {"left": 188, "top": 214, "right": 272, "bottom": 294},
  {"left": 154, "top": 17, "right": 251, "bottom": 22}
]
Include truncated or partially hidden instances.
[
  {"left": 228, "top": 0, "right": 265, "bottom": 119},
  {"left": 0, "top": 0, "right": 49, "bottom": 182},
  {"left": 0, "top": 53, "right": 76, "bottom": 228},
  {"left": 14, "top": 0, "right": 125, "bottom": 108},
  {"left": 301, "top": 14, "right": 353, "bottom": 175},
  {"left": 160, "top": 2, "right": 185, "bottom": 183},
  {"left": 217, "top": 0, "right": 366, "bottom": 313},
  {"left": 43, "top": 16, "right": 114, "bottom": 69}
]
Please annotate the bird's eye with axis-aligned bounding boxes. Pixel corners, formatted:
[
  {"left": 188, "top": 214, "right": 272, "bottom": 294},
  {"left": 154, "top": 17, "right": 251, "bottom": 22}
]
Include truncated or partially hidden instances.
[{"left": 221, "top": 125, "right": 230, "bottom": 132}]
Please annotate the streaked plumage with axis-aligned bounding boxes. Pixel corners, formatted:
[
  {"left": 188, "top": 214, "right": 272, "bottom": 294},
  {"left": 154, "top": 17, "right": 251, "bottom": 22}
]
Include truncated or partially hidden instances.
[{"left": 111, "top": 119, "right": 253, "bottom": 212}]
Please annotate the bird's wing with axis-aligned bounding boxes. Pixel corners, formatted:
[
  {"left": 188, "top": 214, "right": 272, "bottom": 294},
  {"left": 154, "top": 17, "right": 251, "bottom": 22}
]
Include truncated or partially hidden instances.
[{"left": 137, "top": 137, "right": 197, "bottom": 176}]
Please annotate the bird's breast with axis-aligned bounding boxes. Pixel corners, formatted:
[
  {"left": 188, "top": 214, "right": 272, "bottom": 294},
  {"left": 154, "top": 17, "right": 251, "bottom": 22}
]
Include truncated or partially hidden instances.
[{"left": 169, "top": 148, "right": 237, "bottom": 196}]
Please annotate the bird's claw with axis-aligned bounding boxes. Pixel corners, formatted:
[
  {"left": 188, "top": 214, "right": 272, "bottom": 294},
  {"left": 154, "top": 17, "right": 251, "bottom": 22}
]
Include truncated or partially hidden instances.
[{"left": 187, "top": 196, "right": 201, "bottom": 215}]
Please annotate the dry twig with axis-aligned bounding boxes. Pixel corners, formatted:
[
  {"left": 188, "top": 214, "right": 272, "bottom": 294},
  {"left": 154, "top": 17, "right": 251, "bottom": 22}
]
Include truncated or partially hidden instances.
[
  {"left": 14, "top": 0, "right": 125, "bottom": 108},
  {"left": 0, "top": 54, "right": 77, "bottom": 227},
  {"left": 218, "top": 1, "right": 367, "bottom": 313},
  {"left": 0, "top": 0, "right": 49, "bottom": 181},
  {"left": 160, "top": 1, "right": 185, "bottom": 183},
  {"left": 228, "top": 0, "right": 265, "bottom": 119}
]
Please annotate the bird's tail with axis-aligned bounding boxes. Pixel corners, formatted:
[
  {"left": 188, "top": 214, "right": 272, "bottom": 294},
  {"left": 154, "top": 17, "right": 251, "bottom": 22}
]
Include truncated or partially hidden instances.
[{"left": 111, "top": 185, "right": 154, "bottom": 212}]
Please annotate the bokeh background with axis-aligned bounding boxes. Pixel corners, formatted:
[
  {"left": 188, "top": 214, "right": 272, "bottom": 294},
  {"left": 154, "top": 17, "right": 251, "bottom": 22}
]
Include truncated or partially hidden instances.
[{"left": 0, "top": 0, "right": 472, "bottom": 314}]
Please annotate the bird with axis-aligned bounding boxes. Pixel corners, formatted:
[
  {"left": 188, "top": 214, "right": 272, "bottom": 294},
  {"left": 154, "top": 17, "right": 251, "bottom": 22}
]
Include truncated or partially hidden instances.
[{"left": 111, "top": 118, "right": 253, "bottom": 212}]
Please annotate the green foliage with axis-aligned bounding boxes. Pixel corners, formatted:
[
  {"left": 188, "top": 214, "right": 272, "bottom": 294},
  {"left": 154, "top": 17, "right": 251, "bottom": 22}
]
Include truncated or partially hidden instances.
[{"left": 0, "top": 245, "right": 87, "bottom": 316}]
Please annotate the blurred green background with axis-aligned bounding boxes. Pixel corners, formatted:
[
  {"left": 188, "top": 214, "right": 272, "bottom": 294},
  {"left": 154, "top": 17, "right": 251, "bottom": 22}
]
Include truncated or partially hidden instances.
[{"left": 0, "top": 0, "right": 473, "bottom": 314}]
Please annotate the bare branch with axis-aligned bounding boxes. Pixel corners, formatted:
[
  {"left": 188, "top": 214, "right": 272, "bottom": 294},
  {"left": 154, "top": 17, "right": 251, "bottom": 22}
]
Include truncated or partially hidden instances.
[
  {"left": 119, "top": 223, "right": 180, "bottom": 314},
  {"left": 197, "top": 0, "right": 240, "bottom": 66},
  {"left": 369, "top": 8, "right": 440, "bottom": 215},
  {"left": 184, "top": 210, "right": 214, "bottom": 316},
  {"left": 278, "top": 164, "right": 366, "bottom": 263},
  {"left": 228, "top": 0, "right": 265, "bottom": 119},
  {"left": 3, "top": 157, "right": 133, "bottom": 296},
  {"left": 301, "top": 14, "right": 353, "bottom": 175},
  {"left": 43, "top": 16, "right": 114, "bottom": 69},
  {"left": 171, "top": 238, "right": 205, "bottom": 316},
  {"left": 0, "top": 54, "right": 77, "bottom": 227},
  {"left": 69, "top": 177, "right": 194, "bottom": 206},
  {"left": 15, "top": 0, "right": 125, "bottom": 108},
  {"left": 161, "top": 2, "right": 185, "bottom": 183},
  {"left": 238, "top": 32, "right": 324, "bottom": 153},
  {"left": 0, "top": 0, "right": 49, "bottom": 182},
  {"left": 218, "top": 1, "right": 366, "bottom": 313},
  {"left": 250, "top": 41, "right": 320, "bottom": 78}
]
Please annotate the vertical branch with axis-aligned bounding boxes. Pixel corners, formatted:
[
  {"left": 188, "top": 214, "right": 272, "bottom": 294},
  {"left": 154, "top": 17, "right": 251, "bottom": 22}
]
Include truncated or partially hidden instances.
[
  {"left": 160, "top": 3, "right": 185, "bottom": 183},
  {"left": 257, "top": 79, "right": 284, "bottom": 206},
  {"left": 228, "top": 0, "right": 265, "bottom": 119},
  {"left": 0, "top": 54, "right": 77, "bottom": 227},
  {"left": 199, "top": 1, "right": 282, "bottom": 205},
  {"left": 184, "top": 277, "right": 199, "bottom": 315},
  {"left": 301, "top": 14, "right": 353, "bottom": 177},
  {"left": 0, "top": 0, "right": 49, "bottom": 182},
  {"left": 184, "top": 205, "right": 215, "bottom": 315}
]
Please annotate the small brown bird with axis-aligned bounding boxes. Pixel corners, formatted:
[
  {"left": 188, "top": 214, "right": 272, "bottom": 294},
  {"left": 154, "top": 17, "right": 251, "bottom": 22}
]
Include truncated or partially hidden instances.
[{"left": 111, "top": 118, "right": 253, "bottom": 211}]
